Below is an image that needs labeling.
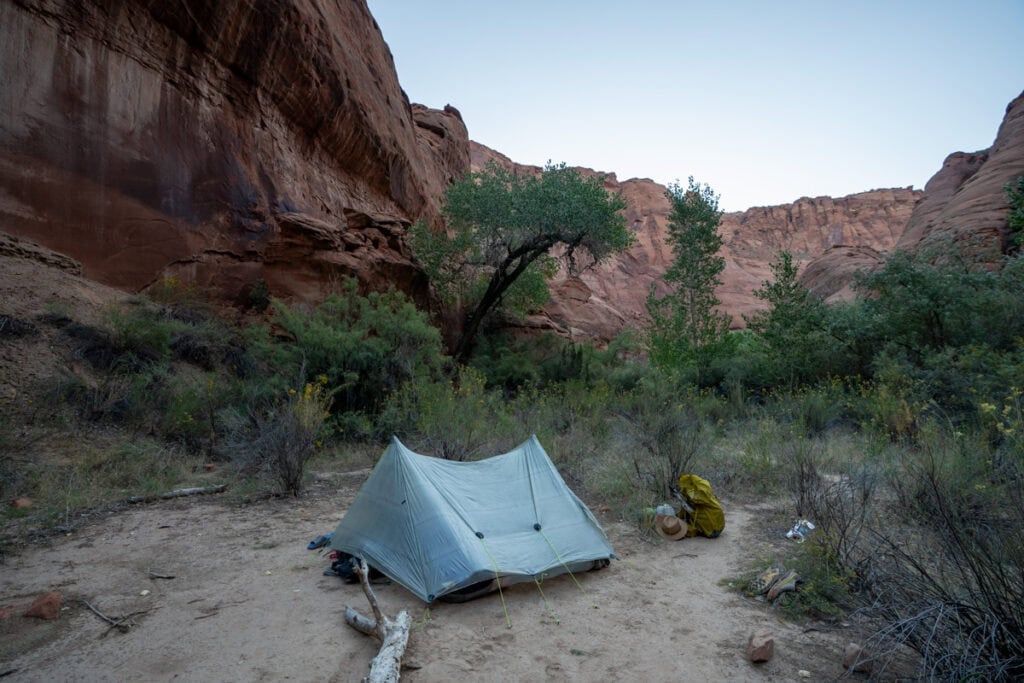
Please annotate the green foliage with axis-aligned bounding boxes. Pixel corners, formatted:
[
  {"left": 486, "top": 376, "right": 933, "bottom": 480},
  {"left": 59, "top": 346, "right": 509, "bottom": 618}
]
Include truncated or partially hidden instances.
[
  {"left": 469, "top": 330, "right": 650, "bottom": 395},
  {"left": 235, "top": 380, "right": 333, "bottom": 495},
  {"left": 1006, "top": 176, "right": 1024, "bottom": 247},
  {"left": 412, "top": 161, "right": 632, "bottom": 360},
  {"left": 646, "top": 177, "right": 732, "bottom": 382},
  {"left": 249, "top": 279, "right": 447, "bottom": 417},
  {"left": 105, "top": 306, "right": 186, "bottom": 362},
  {"left": 774, "top": 541, "right": 857, "bottom": 621},
  {"left": 378, "top": 366, "right": 517, "bottom": 461},
  {"left": 745, "top": 251, "right": 831, "bottom": 389}
]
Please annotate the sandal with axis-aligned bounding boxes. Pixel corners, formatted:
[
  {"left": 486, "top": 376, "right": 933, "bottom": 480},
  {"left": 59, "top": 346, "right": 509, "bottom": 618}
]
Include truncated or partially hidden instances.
[
  {"left": 745, "top": 564, "right": 783, "bottom": 596},
  {"left": 767, "top": 569, "right": 799, "bottom": 601}
]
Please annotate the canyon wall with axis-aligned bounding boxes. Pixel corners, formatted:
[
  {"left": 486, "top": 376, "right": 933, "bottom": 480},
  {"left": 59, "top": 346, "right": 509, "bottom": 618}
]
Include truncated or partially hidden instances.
[
  {"left": 897, "top": 91, "right": 1024, "bottom": 257},
  {"left": 472, "top": 142, "right": 920, "bottom": 340},
  {"left": 0, "top": 0, "right": 469, "bottom": 305}
]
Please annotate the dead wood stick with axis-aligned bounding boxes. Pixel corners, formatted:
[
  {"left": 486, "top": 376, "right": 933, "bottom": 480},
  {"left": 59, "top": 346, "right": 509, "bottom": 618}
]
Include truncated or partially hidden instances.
[
  {"left": 344, "top": 558, "right": 411, "bottom": 683},
  {"left": 81, "top": 599, "right": 153, "bottom": 634},
  {"left": 344, "top": 606, "right": 378, "bottom": 635},
  {"left": 81, "top": 599, "right": 121, "bottom": 627},
  {"left": 127, "top": 484, "right": 227, "bottom": 504},
  {"left": 148, "top": 571, "right": 176, "bottom": 580}
]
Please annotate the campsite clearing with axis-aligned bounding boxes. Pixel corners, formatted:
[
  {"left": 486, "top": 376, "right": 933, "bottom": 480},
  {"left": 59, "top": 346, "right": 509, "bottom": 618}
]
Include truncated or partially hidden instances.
[{"left": 1, "top": 469, "right": 853, "bottom": 681}]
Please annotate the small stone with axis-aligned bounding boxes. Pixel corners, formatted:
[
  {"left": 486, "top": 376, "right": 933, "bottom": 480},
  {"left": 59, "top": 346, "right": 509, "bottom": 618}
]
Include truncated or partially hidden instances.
[
  {"left": 843, "top": 642, "right": 873, "bottom": 673},
  {"left": 23, "top": 591, "right": 61, "bottom": 620},
  {"left": 798, "top": 670, "right": 811, "bottom": 678},
  {"left": 140, "top": 589, "right": 150, "bottom": 597},
  {"left": 10, "top": 497, "right": 32, "bottom": 509},
  {"left": 747, "top": 630, "right": 775, "bottom": 663}
]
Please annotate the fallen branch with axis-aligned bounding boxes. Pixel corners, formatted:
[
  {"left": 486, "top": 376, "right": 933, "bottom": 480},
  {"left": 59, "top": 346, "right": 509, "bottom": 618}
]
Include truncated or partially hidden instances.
[
  {"left": 344, "top": 558, "right": 411, "bottom": 683},
  {"left": 127, "top": 484, "right": 227, "bottom": 504},
  {"left": 148, "top": 571, "right": 176, "bottom": 580},
  {"left": 80, "top": 599, "right": 154, "bottom": 635}
]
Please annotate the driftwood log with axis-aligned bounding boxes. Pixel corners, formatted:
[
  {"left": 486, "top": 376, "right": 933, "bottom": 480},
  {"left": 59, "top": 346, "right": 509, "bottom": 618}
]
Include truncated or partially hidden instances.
[
  {"left": 344, "top": 559, "right": 411, "bottom": 683},
  {"left": 126, "top": 484, "right": 227, "bottom": 504}
]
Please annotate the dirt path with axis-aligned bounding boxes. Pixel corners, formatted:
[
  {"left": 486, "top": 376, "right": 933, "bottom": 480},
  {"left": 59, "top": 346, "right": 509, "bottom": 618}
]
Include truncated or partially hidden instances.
[{"left": 1, "top": 471, "right": 851, "bottom": 681}]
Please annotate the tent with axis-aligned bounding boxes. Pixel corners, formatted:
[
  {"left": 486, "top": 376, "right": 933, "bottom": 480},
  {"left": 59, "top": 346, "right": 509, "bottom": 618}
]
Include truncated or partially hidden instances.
[{"left": 330, "top": 435, "right": 614, "bottom": 603}]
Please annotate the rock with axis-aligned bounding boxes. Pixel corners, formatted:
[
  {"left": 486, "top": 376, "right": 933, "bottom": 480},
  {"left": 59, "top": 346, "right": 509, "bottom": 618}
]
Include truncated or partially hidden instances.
[
  {"left": 843, "top": 642, "right": 873, "bottom": 673},
  {"left": 0, "top": 0, "right": 469, "bottom": 308},
  {"left": 10, "top": 497, "right": 32, "bottom": 508},
  {"left": 898, "top": 90, "right": 1024, "bottom": 259},
  {"left": 23, "top": 591, "right": 61, "bottom": 620},
  {"left": 471, "top": 141, "right": 919, "bottom": 343},
  {"left": 800, "top": 245, "right": 886, "bottom": 303},
  {"left": 798, "top": 670, "right": 811, "bottom": 678},
  {"left": 718, "top": 188, "right": 918, "bottom": 327},
  {"left": 747, "top": 630, "right": 775, "bottom": 663}
]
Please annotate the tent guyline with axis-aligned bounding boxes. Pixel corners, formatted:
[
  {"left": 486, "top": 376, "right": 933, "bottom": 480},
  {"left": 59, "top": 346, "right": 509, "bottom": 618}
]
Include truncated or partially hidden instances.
[{"left": 330, "top": 435, "right": 615, "bottom": 605}]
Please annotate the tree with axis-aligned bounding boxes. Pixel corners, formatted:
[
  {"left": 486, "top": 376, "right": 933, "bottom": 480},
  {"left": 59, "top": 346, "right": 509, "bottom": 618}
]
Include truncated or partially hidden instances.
[
  {"left": 745, "top": 250, "right": 829, "bottom": 388},
  {"left": 645, "top": 177, "right": 731, "bottom": 383},
  {"left": 411, "top": 161, "right": 631, "bottom": 363}
]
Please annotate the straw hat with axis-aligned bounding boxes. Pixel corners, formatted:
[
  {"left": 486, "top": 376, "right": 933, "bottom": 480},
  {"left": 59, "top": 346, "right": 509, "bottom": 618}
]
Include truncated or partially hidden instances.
[{"left": 655, "top": 514, "right": 687, "bottom": 541}]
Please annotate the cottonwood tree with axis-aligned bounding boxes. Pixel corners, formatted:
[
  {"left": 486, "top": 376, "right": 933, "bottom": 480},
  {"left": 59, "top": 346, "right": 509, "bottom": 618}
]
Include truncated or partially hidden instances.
[
  {"left": 745, "top": 250, "right": 828, "bottom": 388},
  {"left": 645, "top": 177, "right": 731, "bottom": 384},
  {"left": 411, "top": 162, "right": 631, "bottom": 363}
]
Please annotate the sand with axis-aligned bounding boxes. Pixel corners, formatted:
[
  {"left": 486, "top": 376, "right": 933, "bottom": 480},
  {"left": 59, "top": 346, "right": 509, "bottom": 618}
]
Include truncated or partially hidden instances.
[{"left": 0, "top": 467, "right": 857, "bottom": 682}]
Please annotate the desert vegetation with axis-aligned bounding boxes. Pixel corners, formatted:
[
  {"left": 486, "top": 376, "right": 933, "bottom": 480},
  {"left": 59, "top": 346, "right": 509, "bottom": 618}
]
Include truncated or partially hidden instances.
[{"left": 3, "top": 176, "right": 1024, "bottom": 680}]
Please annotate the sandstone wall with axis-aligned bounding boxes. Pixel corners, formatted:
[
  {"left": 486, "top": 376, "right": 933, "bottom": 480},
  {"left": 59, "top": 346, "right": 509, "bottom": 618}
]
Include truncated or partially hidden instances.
[
  {"left": 472, "top": 142, "right": 919, "bottom": 340},
  {"left": 896, "top": 91, "right": 1024, "bottom": 257},
  {"left": 0, "top": 0, "right": 469, "bottom": 305}
]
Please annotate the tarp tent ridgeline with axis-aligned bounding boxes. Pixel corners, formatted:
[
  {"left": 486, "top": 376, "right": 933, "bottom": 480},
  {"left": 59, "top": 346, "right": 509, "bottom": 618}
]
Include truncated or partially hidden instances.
[{"left": 330, "top": 435, "right": 614, "bottom": 603}]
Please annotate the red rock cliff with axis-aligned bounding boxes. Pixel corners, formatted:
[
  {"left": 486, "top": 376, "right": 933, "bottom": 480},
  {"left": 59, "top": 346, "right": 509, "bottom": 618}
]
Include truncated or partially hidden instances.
[
  {"left": 472, "top": 141, "right": 919, "bottom": 340},
  {"left": 0, "top": 0, "right": 469, "bottom": 304},
  {"left": 896, "top": 91, "right": 1024, "bottom": 257},
  {"left": 801, "top": 90, "right": 1024, "bottom": 302}
]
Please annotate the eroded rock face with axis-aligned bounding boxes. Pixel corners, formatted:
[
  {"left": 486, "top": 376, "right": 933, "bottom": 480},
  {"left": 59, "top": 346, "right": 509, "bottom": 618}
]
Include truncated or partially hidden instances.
[
  {"left": 472, "top": 142, "right": 918, "bottom": 341},
  {"left": 897, "top": 91, "right": 1024, "bottom": 258},
  {"left": 0, "top": 0, "right": 469, "bottom": 305},
  {"left": 719, "top": 189, "right": 919, "bottom": 326}
]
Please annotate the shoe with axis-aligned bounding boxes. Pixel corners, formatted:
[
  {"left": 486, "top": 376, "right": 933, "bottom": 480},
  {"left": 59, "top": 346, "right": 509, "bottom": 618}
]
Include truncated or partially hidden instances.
[
  {"left": 746, "top": 564, "right": 783, "bottom": 596},
  {"left": 767, "top": 569, "right": 799, "bottom": 601},
  {"left": 307, "top": 533, "right": 332, "bottom": 550}
]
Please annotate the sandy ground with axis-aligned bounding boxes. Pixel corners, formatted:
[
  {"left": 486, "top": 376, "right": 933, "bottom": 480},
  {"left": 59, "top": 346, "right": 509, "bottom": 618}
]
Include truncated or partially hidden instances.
[{"left": 0, "top": 468, "right": 856, "bottom": 683}]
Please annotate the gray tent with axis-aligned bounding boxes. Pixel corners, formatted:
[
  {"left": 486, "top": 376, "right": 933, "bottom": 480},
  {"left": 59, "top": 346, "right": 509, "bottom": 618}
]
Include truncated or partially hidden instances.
[{"left": 330, "top": 435, "right": 614, "bottom": 603}]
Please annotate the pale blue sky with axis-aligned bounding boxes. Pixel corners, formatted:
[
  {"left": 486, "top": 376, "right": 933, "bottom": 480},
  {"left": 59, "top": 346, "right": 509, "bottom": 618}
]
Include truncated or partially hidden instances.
[{"left": 368, "top": 1, "right": 1024, "bottom": 211}]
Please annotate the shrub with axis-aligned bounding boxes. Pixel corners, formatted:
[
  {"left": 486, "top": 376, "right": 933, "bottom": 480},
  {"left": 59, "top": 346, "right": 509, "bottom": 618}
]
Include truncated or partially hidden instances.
[
  {"left": 865, "top": 423, "right": 1024, "bottom": 680},
  {"left": 378, "top": 366, "right": 517, "bottom": 461},
  {"left": 615, "top": 380, "right": 709, "bottom": 502},
  {"left": 232, "top": 379, "right": 333, "bottom": 495},
  {"left": 249, "top": 279, "right": 447, "bottom": 418}
]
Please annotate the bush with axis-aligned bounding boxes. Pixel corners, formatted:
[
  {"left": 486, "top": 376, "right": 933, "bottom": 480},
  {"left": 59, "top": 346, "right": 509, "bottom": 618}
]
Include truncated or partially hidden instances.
[
  {"left": 230, "top": 379, "right": 332, "bottom": 495},
  {"left": 249, "top": 279, "right": 447, "bottom": 418},
  {"left": 865, "top": 422, "right": 1024, "bottom": 679},
  {"left": 378, "top": 366, "right": 517, "bottom": 460},
  {"left": 615, "top": 380, "right": 709, "bottom": 502}
]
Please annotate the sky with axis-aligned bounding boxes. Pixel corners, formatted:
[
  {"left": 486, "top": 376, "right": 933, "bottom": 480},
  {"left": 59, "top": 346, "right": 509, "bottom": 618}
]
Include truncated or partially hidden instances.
[{"left": 367, "top": 1, "right": 1024, "bottom": 212}]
